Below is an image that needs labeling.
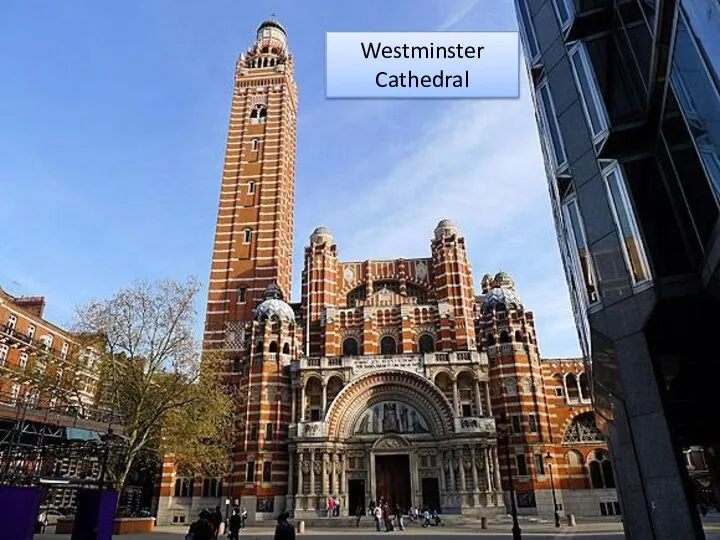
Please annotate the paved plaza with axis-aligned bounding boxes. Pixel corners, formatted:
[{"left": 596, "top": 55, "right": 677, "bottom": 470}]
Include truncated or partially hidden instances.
[{"left": 32, "top": 517, "right": 720, "bottom": 539}]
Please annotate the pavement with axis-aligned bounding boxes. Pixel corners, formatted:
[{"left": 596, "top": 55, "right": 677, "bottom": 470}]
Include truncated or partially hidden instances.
[{"left": 32, "top": 515, "right": 720, "bottom": 539}]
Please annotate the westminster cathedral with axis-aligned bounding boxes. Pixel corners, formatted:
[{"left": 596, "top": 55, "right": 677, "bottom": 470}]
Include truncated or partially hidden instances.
[{"left": 155, "top": 19, "right": 620, "bottom": 525}]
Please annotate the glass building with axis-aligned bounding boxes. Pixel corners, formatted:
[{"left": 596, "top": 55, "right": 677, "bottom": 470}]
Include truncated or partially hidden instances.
[{"left": 514, "top": 0, "right": 720, "bottom": 538}]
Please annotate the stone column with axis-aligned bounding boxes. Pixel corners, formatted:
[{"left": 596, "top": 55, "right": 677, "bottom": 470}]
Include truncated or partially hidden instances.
[
  {"left": 340, "top": 453, "right": 347, "bottom": 495},
  {"left": 321, "top": 383, "right": 327, "bottom": 417},
  {"left": 322, "top": 452, "right": 329, "bottom": 501},
  {"left": 449, "top": 450, "right": 457, "bottom": 500},
  {"left": 309, "top": 451, "right": 316, "bottom": 508},
  {"left": 369, "top": 452, "right": 376, "bottom": 501},
  {"left": 301, "top": 382, "right": 307, "bottom": 422},
  {"left": 330, "top": 454, "right": 338, "bottom": 495},
  {"left": 452, "top": 380, "right": 460, "bottom": 414},
  {"left": 492, "top": 446, "right": 503, "bottom": 506},
  {"left": 470, "top": 446, "right": 480, "bottom": 494},
  {"left": 438, "top": 451, "right": 446, "bottom": 494},
  {"left": 474, "top": 380, "right": 483, "bottom": 416},
  {"left": 483, "top": 382, "right": 492, "bottom": 416},
  {"left": 457, "top": 447, "right": 467, "bottom": 507},
  {"left": 484, "top": 447, "right": 493, "bottom": 505},
  {"left": 288, "top": 450, "right": 295, "bottom": 497},
  {"left": 409, "top": 450, "right": 420, "bottom": 507},
  {"left": 291, "top": 387, "right": 297, "bottom": 423},
  {"left": 297, "top": 451, "right": 304, "bottom": 497}
]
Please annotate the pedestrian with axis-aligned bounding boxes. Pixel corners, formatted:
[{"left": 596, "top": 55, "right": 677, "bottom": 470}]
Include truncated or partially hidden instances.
[
  {"left": 187, "top": 510, "right": 214, "bottom": 540},
  {"left": 227, "top": 509, "right": 241, "bottom": 540},
  {"left": 274, "top": 511, "right": 296, "bottom": 540},
  {"left": 355, "top": 505, "right": 363, "bottom": 527},
  {"left": 241, "top": 507, "right": 248, "bottom": 529},
  {"left": 395, "top": 504, "right": 404, "bottom": 531},
  {"left": 374, "top": 505, "right": 382, "bottom": 531},
  {"left": 334, "top": 497, "right": 341, "bottom": 516},
  {"left": 213, "top": 505, "right": 223, "bottom": 538},
  {"left": 422, "top": 508, "right": 431, "bottom": 527}
]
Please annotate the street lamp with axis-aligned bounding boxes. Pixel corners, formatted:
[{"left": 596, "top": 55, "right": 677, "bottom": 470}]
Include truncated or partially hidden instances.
[
  {"left": 545, "top": 452, "right": 560, "bottom": 528},
  {"left": 498, "top": 418, "right": 522, "bottom": 540}
]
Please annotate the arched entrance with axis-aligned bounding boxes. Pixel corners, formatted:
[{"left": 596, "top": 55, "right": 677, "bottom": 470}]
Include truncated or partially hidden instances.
[{"left": 372, "top": 435, "right": 413, "bottom": 511}]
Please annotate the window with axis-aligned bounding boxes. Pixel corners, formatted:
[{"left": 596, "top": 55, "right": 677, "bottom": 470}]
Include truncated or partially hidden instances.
[
  {"left": 563, "top": 198, "right": 600, "bottom": 304},
  {"left": 27, "top": 324, "right": 35, "bottom": 339},
  {"left": 174, "top": 478, "right": 193, "bottom": 497},
  {"left": 7, "top": 314, "right": 17, "bottom": 331},
  {"left": 245, "top": 461, "right": 255, "bottom": 483},
  {"left": 418, "top": 334, "right": 435, "bottom": 353},
  {"left": 237, "top": 287, "right": 246, "bottom": 303},
  {"left": 0, "top": 345, "right": 8, "bottom": 366},
  {"left": 250, "top": 104, "right": 267, "bottom": 125},
  {"left": 40, "top": 334, "right": 53, "bottom": 351},
  {"left": 552, "top": 0, "right": 574, "bottom": 29},
  {"left": 9, "top": 384, "right": 20, "bottom": 405},
  {"left": 248, "top": 181, "right": 255, "bottom": 194},
  {"left": 579, "top": 372, "right": 591, "bottom": 401},
  {"left": 462, "top": 403, "right": 473, "bottom": 417},
  {"left": 515, "top": 0, "right": 540, "bottom": 62},
  {"left": 534, "top": 454, "right": 545, "bottom": 475},
  {"left": 603, "top": 165, "right": 651, "bottom": 284},
  {"left": 262, "top": 461, "right": 272, "bottom": 483},
  {"left": 243, "top": 229, "right": 252, "bottom": 244},
  {"left": 528, "top": 414, "right": 539, "bottom": 433},
  {"left": 555, "top": 387, "right": 564, "bottom": 397},
  {"left": 36, "top": 360, "right": 46, "bottom": 376},
  {"left": 380, "top": 336, "right": 397, "bottom": 355},
  {"left": 563, "top": 412, "right": 606, "bottom": 443},
  {"left": 536, "top": 82, "right": 569, "bottom": 173},
  {"left": 310, "top": 409, "right": 321, "bottom": 422},
  {"left": 569, "top": 43, "right": 609, "bottom": 142},
  {"left": 511, "top": 414, "right": 522, "bottom": 434},
  {"left": 251, "top": 138, "right": 259, "bottom": 151},
  {"left": 61, "top": 342, "right": 69, "bottom": 360},
  {"left": 516, "top": 454, "right": 528, "bottom": 476},
  {"left": 19, "top": 353, "right": 28, "bottom": 370},
  {"left": 250, "top": 424, "right": 258, "bottom": 441},
  {"left": 202, "top": 478, "right": 222, "bottom": 497},
  {"left": 265, "top": 422, "right": 273, "bottom": 441}
]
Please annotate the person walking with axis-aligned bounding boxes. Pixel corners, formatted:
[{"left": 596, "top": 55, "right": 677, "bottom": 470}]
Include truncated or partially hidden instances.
[
  {"left": 241, "top": 507, "right": 248, "bottom": 529},
  {"left": 374, "top": 505, "right": 382, "bottom": 531},
  {"left": 395, "top": 504, "right": 404, "bottom": 531},
  {"left": 273, "top": 511, "right": 296, "bottom": 540},
  {"left": 355, "top": 505, "right": 363, "bottom": 528},
  {"left": 422, "top": 508, "right": 431, "bottom": 528},
  {"left": 212, "top": 505, "right": 223, "bottom": 539},
  {"left": 228, "top": 509, "right": 241, "bottom": 540},
  {"left": 187, "top": 510, "right": 214, "bottom": 540}
]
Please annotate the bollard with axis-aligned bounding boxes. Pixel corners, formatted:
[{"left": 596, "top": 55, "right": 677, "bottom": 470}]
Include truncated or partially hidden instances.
[
  {"left": 480, "top": 516, "right": 488, "bottom": 529},
  {"left": 566, "top": 513, "right": 576, "bottom": 527},
  {"left": 297, "top": 520, "right": 306, "bottom": 534}
]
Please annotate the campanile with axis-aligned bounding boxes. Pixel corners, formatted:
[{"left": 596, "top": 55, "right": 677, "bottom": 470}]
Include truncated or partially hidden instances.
[{"left": 204, "top": 19, "right": 298, "bottom": 349}]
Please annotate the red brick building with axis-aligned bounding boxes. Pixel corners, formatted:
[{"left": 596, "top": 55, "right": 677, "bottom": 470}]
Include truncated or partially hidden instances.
[{"left": 154, "top": 19, "right": 619, "bottom": 524}]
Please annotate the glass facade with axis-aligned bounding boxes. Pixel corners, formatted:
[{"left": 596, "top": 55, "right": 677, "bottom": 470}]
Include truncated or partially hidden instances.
[
  {"left": 563, "top": 198, "right": 600, "bottom": 305},
  {"left": 569, "top": 43, "right": 609, "bottom": 143},
  {"left": 537, "top": 82, "right": 569, "bottom": 173}
]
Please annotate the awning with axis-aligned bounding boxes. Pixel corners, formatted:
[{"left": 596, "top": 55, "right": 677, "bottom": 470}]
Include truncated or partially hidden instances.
[{"left": 65, "top": 428, "right": 101, "bottom": 442}]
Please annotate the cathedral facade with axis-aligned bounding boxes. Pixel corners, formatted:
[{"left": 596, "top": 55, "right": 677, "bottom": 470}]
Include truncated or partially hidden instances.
[{"left": 154, "top": 19, "right": 619, "bottom": 525}]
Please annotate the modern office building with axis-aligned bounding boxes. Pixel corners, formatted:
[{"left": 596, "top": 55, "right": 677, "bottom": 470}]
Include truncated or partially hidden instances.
[{"left": 514, "top": 0, "right": 720, "bottom": 538}]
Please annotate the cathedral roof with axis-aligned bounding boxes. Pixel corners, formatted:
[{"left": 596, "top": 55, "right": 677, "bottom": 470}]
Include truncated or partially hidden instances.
[
  {"left": 257, "top": 18, "right": 287, "bottom": 36},
  {"left": 434, "top": 219, "right": 460, "bottom": 240},
  {"left": 479, "top": 286, "right": 523, "bottom": 313},
  {"left": 310, "top": 226, "right": 333, "bottom": 244}
]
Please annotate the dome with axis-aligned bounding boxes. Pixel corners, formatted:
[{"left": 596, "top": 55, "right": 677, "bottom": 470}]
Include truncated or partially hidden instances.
[
  {"left": 493, "top": 271, "right": 515, "bottom": 289},
  {"left": 310, "top": 226, "right": 333, "bottom": 244},
  {"left": 254, "top": 284, "right": 295, "bottom": 323},
  {"left": 481, "top": 273, "right": 492, "bottom": 283},
  {"left": 257, "top": 18, "right": 287, "bottom": 36},
  {"left": 434, "top": 219, "right": 460, "bottom": 240},
  {"left": 481, "top": 287, "right": 523, "bottom": 314}
]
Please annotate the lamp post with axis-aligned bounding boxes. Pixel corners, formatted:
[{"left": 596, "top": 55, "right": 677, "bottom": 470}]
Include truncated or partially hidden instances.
[
  {"left": 545, "top": 452, "right": 560, "bottom": 528},
  {"left": 498, "top": 419, "right": 522, "bottom": 540}
]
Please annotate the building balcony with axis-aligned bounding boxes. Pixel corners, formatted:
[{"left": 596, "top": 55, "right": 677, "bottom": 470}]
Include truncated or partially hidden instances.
[
  {"left": 454, "top": 416, "right": 496, "bottom": 435},
  {"left": 296, "top": 350, "right": 488, "bottom": 374}
]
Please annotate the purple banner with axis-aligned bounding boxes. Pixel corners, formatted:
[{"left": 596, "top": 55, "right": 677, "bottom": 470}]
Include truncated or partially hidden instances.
[
  {"left": 0, "top": 485, "right": 41, "bottom": 540},
  {"left": 72, "top": 489, "right": 118, "bottom": 540}
]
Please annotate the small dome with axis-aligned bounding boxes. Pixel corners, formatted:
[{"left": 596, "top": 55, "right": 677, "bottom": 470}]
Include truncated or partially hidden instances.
[
  {"left": 493, "top": 271, "right": 515, "bottom": 289},
  {"left": 481, "top": 274, "right": 492, "bottom": 283},
  {"left": 254, "top": 298, "right": 296, "bottom": 323},
  {"left": 310, "top": 226, "right": 333, "bottom": 244},
  {"left": 481, "top": 287, "right": 523, "bottom": 314},
  {"left": 257, "top": 18, "right": 287, "bottom": 36},
  {"left": 434, "top": 219, "right": 460, "bottom": 240}
]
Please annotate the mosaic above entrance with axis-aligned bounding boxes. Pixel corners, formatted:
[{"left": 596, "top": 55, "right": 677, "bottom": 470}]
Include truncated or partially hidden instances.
[{"left": 353, "top": 401, "right": 430, "bottom": 434}]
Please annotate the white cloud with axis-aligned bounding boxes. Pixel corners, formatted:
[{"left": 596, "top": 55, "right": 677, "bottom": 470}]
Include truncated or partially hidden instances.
[{"left": 438, "top": 0, "right": 482, "bottom": 31}]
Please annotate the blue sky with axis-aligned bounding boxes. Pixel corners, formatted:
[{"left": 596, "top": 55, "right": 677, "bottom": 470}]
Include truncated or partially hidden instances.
[{"left": 0, "top": 0, "right": 580, "bottom": 358}]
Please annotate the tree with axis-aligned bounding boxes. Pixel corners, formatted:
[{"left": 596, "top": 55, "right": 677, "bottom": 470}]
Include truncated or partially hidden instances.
[{"left": 74, "top": 278, "right": 233, "bottom": 492}]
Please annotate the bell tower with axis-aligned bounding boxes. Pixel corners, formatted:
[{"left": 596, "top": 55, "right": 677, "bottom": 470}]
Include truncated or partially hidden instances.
[{"left": 204, "top": 19, "right": 298, "bottom": 351}]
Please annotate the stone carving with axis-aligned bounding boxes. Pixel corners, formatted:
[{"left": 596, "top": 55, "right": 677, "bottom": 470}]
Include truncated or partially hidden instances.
[
  {"left": 378, "top": 287, "right": 392, "bottom": 302},
  {"left": 301, "top": 460, "right": 311, "bottom": 474},
  {"left": 463, "top": 457, "right": 473, "bottom": 471},
  {"left": 313, "top": 461, "right": 322, "bottom": 474},
  {"left": 353, "top": 401, "right": 429, "bottom": 434},
  {"left": 415, "top": 260, "right": 428, "bottom": 280},
  {"left": 343, "top": 266, "right": 355, "bottom": 284},
  {"left": 375, "top": 437, "right": 403, "bottom": 448},
  {"left": 304, "top": 423, "right": 322, "bottom": 437}
]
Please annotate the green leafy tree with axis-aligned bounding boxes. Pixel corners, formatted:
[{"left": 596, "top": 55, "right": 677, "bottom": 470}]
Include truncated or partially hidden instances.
[{"left": 74, "top": 278, "right": 233, "bottom": 491}]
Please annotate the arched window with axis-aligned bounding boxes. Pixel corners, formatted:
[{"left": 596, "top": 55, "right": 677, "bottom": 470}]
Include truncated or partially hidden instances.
[
  {"left": 380, "top": 336, "right": 397, "bottom": 355},
  {"left": 282, "top": 343, "right": 290, "bottom": 355},
  {"left": 567, "top": 450, "right": 583, "bottom": 467},
  {"left": 499, "top": 331, "right": 511, "bottom": 343},
  {"left": 326, "top": 376, "right": 343, "bottom": 407},
  {"left": 304, "top": 378, "right": 323, "bottom": 421},
  {"left": 562, "top": 412, "right": 606, "bottom": 443},
  {"left": 250, "top": 104, "right": 267, "bottom": 125},
  {"left": 418, "top": 334, "right": 434, "bottom": 353},
  {"left": 269, "top": 341, "right": 278, "bottom": 353},
  {"left": 434, "top": 372, "right": 453, "bottom": 404},
  {"left": 579, "top": 372, "right": 591, "bottom": 401},
  {"left": 256, "top": 341, "right": 264, "bottom": 354},
  {"left": 342, "top": 337, "right": 359, "bottom": 356},
  {"left": 514, "top": 330, "right": 523, "bottom": 342},
  {"left": 588, "top": 450, "right": 615, "bottom": 488},
  {"left": 566, "top": 373, "right": 580, "bottom": 402}
]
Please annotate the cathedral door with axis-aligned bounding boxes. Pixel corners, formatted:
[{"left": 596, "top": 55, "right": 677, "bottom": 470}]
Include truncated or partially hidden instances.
[
  {"left": 421, "top": 477, "right": 440, "bottom": 510},
  {"left": 348, "top": 479, "right": 366, "bottom": 515},
  {"left": 375, "top": 454, "right": 411, "bottom": 511}
]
